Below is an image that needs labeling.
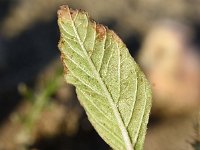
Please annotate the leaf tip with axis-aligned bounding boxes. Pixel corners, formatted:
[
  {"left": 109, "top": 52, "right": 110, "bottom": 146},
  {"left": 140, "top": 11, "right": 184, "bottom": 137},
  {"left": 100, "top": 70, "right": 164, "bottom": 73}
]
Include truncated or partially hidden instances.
[
  {"left": 57, "top": 5, "right": 78, "bottom": 21},
  {"left": 57, "top": 5, "right": 69, "bottom": 19}
]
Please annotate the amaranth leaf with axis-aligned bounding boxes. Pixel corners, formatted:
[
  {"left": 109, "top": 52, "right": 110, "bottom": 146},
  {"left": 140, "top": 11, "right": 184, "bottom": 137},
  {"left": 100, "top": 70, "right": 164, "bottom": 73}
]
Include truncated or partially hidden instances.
[{"left": 57, "top": 5, "right": 151, "bottom": 150}]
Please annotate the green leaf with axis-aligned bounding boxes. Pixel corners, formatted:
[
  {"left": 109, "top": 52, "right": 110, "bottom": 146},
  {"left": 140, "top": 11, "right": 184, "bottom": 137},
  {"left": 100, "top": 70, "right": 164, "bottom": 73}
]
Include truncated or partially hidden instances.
[{"left": 57, "top": 5, "right": 152, "bottom": 150}]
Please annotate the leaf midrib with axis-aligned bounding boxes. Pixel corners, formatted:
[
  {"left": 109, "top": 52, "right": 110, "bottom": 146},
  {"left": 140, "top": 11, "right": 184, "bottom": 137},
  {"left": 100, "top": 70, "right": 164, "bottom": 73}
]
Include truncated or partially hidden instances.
[{"left": 68, "top": 10, "right": 133, "bottom": 150}]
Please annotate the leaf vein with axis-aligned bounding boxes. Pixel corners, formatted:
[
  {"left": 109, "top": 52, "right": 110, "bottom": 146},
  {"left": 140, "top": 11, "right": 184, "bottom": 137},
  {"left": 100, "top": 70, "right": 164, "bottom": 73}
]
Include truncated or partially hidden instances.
[{"left": 68, "top": 10, "right": 133, "bottom": 150}]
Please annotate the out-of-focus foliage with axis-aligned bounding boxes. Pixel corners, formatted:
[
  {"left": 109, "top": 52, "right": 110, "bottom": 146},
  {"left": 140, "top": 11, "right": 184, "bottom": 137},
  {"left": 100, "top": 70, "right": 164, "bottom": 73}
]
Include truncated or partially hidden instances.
[{"left": 0, "top": 61, "right": 82, "bottom": 149}]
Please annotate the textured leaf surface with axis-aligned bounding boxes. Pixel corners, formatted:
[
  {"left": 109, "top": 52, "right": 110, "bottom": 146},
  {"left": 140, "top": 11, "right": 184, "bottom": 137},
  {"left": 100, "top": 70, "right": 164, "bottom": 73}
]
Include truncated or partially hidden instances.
[{"left": 58, "top": 5, "right": 151, "bottom": 150}]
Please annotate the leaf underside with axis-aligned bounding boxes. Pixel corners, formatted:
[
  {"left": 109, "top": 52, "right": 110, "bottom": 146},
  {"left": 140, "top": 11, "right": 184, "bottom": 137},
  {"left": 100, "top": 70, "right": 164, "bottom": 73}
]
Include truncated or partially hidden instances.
[{"left": 58, "top": 5, "right": 151, "bottom": 150}]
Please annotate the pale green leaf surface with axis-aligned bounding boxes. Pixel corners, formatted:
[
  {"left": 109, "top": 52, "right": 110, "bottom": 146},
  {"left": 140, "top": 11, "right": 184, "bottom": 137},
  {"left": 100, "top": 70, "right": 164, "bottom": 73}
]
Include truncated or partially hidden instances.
[{"left": 58, "top": 5, "right": 152, "bottom": 150}]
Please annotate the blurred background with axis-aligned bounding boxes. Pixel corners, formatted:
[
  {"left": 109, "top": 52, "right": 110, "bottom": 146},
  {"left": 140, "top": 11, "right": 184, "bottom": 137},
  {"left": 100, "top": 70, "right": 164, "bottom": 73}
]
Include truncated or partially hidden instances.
[{"left": 0, "top": 0, "right": 200, "bottom": 150}]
